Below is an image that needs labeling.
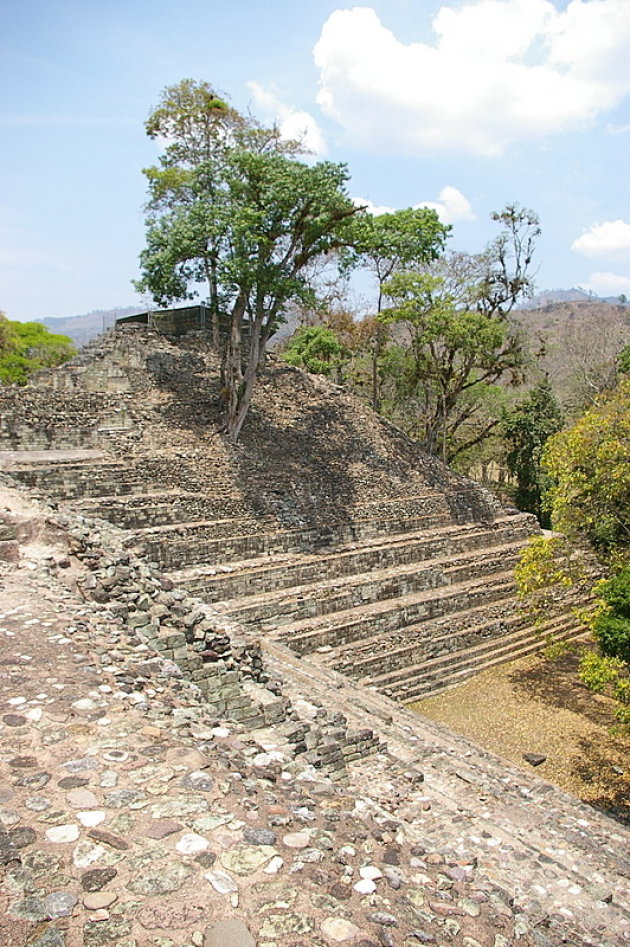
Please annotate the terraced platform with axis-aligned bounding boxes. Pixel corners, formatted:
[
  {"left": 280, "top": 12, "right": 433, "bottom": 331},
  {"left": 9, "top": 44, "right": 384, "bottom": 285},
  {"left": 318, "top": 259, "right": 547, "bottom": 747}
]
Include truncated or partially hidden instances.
[
  {"left": 3, "top": 447, "right": 586, "bottom": 703},
  {"left": 0, "top": 326, "right": 587, "bottom": 704}
]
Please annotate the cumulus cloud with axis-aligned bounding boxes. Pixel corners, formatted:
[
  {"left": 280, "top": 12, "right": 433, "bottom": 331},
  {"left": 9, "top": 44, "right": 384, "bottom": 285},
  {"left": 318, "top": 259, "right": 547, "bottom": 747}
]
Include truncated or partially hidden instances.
[
  {"left": 313, "top": 1, "right": 630, "bottom": 156},
  {"left": 248, "top": 82, "right": 327, "bottom": 156},
  {"left": 352, "top": 196, "right": 395, "bottom": 215},
  {"left": 572, "top": 219, "right": 630, "bottom": 259},
  {"left": 353, "top": 185, "right": 474, "bottom": 223},
  {"left": 415, "top": 186, "right": 475, "bottom": 223},
  {"left": 582, "top": 271, "right": 630, "bottom": 296}
]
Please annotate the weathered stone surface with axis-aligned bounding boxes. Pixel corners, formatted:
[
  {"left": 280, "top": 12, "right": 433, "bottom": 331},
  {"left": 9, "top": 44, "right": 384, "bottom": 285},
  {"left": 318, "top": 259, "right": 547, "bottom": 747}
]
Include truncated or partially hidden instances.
[
  {"left": 45, "top": 824, "right": 79, "bottom": 844},
  {"left": 127, "top": 860, "right": 193, "bottom": 895},
  {"left": 259, "top": 912, "right": 313, "bottom": 937},
  {"left": 321, "top": 917, "right": 362, "bottom": 942},
  {"left": 220, "top": 845, "right": 277, "bottom": 875},
  {"left": 81, "top": 868, "right": 118, "bottom": 891},
  {"left": 144, "top": 819, "right": 182, "bottom": 839},
  {"left": 0, "top": 329, "right": 629, "bottom": 947},
  {"left": 44, "top": 891, "right": 78, "bottom": 917},
  {"left": 204, "top": 919, "right": 255, "bottom": 947},
  {"left": 83, "top": 891, "right": 118, "bottom": 910},
  {"left": 204, "top": 868, "right": 238, "bottom": 894}
]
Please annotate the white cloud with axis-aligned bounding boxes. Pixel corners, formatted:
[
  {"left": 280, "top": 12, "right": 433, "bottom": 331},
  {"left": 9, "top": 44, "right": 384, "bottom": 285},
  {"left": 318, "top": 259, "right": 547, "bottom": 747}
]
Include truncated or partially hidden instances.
[
  {"left": 353, "top": 185, "right": 474, "bottom": 222},
  {"left": 572, "top": 219, "right": 630, "bottom": 259},
  {"left": 248, "top": 82, "right": 327, "bottom": 156},
  {"left": 313, "top": 1, "right": 630, "bottom": 156},
  {"left": 352, "top": 196, "right": 395, "bottom": 216},
  {"left": 582, "top": 271, "right": 630, "bottom": 296},
  {"left": 415, "top": 186, "right": 475, "bottom": 224}
]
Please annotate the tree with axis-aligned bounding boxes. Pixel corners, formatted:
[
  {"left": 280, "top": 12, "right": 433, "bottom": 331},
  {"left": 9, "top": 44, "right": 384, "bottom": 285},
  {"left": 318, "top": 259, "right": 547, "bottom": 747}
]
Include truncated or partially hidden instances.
[
  {"left": 136, "top": 82, "right": 360, "bottom": 442},
  {"left": 477, "top": 204, "right": 540, "bottom": 318},
  {"left": 342, "top": 208, "right": 450, "bottom": 410},
  {"left": 282, "top": 325, "right": 347, "bottom": 378},
  {"left": 379, "top": 271, "right": 525, "bottom": 462},
  {"left": 516, "top": 378, "right": 630, "bottom": 725},
  {"left": 542, "top": 379, "right": 630, "bottom": 558},
  {"left": 354, "top": 205, "right": 539, "bottom": 465},
  {"left": 503, "top": 379, "right": 564, "bottom": 526},
  {"left": 0, "top": 314, "right": 75, "bottom": 385}
]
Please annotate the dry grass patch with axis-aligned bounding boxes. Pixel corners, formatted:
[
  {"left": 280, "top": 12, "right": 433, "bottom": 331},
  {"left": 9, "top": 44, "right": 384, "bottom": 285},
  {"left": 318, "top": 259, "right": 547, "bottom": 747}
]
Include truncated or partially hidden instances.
[{"left": 410, "top": 644, "right": 629, "bottom": 824}]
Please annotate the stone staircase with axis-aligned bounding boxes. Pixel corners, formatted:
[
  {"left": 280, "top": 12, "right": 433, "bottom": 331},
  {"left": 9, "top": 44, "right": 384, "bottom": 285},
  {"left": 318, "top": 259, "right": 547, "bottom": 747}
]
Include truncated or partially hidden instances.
[
  {"left": 3, "top": 449, "right": 588, "bottom": 703},
  {"left": 24, "top": 458, "right": 599, "bottom": 703}
]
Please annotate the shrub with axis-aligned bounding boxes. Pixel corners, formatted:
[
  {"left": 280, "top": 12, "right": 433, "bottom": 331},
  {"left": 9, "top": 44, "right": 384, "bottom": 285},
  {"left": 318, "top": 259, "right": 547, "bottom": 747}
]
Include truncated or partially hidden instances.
[{"left": 594, "top": 614, "right": 630, "bottom": 664}]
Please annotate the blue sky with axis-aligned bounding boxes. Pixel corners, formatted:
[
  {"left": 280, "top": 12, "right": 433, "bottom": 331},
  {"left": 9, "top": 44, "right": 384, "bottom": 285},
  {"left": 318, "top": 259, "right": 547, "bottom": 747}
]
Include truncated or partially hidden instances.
[{"left": 1, "top": 0, "right": 629, "bottom": 321}]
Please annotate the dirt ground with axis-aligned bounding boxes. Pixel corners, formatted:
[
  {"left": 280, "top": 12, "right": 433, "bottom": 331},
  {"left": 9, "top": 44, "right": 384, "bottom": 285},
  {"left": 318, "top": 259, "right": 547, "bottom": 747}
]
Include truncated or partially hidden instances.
[{"left": 410, "top": 643, "right": 630, "bottom": 825}]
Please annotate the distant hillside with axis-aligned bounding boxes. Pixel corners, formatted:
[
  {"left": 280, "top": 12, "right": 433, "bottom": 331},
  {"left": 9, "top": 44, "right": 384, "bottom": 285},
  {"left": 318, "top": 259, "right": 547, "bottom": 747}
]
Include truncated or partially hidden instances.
[
  {"left": 515, "top": 298, "right": 630, "bottom": 410},
  {"left": 41, "top": 306, "right": 143, "bottom": 347},
  {"left": 521, "top": 287, "right": 630, "bottom": 309}
]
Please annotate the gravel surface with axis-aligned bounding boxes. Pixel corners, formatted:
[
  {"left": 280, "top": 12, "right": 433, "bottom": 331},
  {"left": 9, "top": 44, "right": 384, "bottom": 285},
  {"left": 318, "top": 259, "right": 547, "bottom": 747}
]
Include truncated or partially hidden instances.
[{"left": 411, "top": 645, "right": 630, "bottom": 824}]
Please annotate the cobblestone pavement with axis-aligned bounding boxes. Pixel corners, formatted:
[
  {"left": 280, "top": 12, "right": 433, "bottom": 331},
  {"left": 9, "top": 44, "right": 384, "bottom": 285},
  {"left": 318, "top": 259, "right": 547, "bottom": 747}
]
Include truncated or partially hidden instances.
[{"left": 1, "top": 537, "right": 629, "bottom": 947}]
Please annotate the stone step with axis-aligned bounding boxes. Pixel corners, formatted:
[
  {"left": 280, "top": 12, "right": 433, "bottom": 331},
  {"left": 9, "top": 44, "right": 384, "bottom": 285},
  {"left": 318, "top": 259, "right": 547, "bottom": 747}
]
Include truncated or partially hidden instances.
[
  {"left": 369, "top": 610, "right": 577, "bottom": 689},
  {"left": 388, "top": 619, "right": 588, "bottom": 703},
  {"left": 73, "top": 491, "right": 252, "bottom": 529},
  {"left": 9, "top": 462, "right": 154, "bottom": 499},
  {"left": 277, "top": 571, "right": 517, "bottom": 655},
  {"left": 176, "top": 515, "right": 535, "bottom": 602},
  {"left": 140, "top": 508, "right": 461, "bottom": 571},
  {"left": 222, "top": 541, "right": 525, "bottom": 630},
  {"left": 326, "top": 593, "right": 526, "bottom": 678}
]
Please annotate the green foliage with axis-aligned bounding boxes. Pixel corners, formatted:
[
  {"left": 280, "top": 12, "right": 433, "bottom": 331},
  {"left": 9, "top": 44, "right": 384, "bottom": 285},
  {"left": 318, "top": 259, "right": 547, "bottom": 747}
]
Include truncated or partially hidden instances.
[
  {"left": 597, "top": 567, "right": 630, "bottom": 618},
  {"left": 619, "top": 344, "right": 630, "bottom": 376},
  {"left": 379, "top": 269, "right": 525, "bottom": 462},
  {"left": 0, "top": 314, "right": 75, "bottom": 385},
  {"left": 543, "top": 637, "right": 572, "bottom": 661},
  {"left": 595, "top": 615, "right": 630, "bottom": 664},
  {"left": 592, "top": 566, "right": 630, "bottom": 664},
  {"left": 579, "top": 650, "right": 624, "bottom": 693},
  {"left": 282, "top": 326, "right": 346, "bottom": 377},
  {"left": 136, "top": 80, "right": 360, "bottom": 441},
  {"left": 613, "top": 677, "right": 630, "bottom": 704},
  {"left": 515, "top": 534, "right": 583, "bottom": 598},
  {"left": 542, "top": 380, "right": 630, "bottom": 557},
  {"left": 503, "top": 379, "right": 564, "bottom": 526},
  {"left": 343, "top": 208, "right": 451, "bottom": 310}
]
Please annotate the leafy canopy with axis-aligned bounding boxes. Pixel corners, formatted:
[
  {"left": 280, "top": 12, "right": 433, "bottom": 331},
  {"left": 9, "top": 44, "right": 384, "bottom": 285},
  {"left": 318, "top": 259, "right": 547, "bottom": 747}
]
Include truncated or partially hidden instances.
[
  {"left": 503, "top": 379, "right": 564, "bottom": 526},
  {"left": 0, "top": 313, "right": 75, "bottom": 385},
  {"left": 136, "top": 79, "right": 360, "bottom": 441},
  {"left": 378, "top": 268, "right": 526, "bottom": 462},
  {"left": 282, "top": 325, "right": 347, "bottom": 377},
  {"left": 542, "top": 379, "right": 630, "bottom": 557}
]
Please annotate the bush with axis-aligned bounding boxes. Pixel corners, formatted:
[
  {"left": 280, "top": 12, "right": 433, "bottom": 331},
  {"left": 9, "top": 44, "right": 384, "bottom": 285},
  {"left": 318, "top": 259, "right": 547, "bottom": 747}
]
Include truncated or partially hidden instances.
[
  {"left": 597, "top": 567, "right": 630, "bottom": 619},
  {"left": 579, "top": 650, "right": 624, "bottom": 693},
  {"left": 593, "top": 566, "right": 630, "bottom": 664},
  {"left": 594, "top": 614, "right": 630, "bottom": 664}
]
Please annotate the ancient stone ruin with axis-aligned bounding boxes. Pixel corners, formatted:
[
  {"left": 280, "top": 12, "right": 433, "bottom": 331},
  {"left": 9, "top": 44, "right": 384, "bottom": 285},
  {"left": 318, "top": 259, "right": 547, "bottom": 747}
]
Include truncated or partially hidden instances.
[
  {"left": 0, "top": 324, "right": 628, "bottom": 946},
  {"left": 0, "top": 324, "right": 586, "bottom": 703}
]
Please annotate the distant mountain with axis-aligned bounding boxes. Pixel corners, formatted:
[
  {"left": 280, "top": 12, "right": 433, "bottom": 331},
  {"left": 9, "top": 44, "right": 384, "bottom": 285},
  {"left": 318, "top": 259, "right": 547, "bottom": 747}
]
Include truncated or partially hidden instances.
[
  {"left": 521, "top": 287, "right": 629, "bottom": 309},
  {"left": 514, "top": 298, "right": 630, "bottom": 410},
  {"left": 41, "top": 306, "right": 144, "bottom": 347}
]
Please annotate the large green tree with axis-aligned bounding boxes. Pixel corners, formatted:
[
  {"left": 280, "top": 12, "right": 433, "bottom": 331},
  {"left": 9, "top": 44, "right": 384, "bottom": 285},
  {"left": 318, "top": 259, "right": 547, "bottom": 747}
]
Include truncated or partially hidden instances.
[
  {"left": 136, "top": 81, "right": 359, "bottom": 442},
  {"left": 342, "top": 208, "right": 450, "bottom": 410},
  {"left": 370, "top": 207, "right": 539, "bottom": 464},
  {"left": 503, "top": 379, "right": 564, "bottom": 526},
  {"left": 0, "top": 313, "right": 75, "bottom": 384},
  {"left": 379, "top": 270, "right": 525, "bottom": 462},
  {"left": 542, "top": 379, "right": 630, "bottom": 558}
]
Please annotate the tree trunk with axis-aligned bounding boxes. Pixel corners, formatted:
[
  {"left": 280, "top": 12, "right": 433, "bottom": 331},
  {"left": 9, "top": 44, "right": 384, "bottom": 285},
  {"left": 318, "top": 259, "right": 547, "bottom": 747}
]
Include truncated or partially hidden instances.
[
  {"left": 221, "top": 295, "right": 247, "bottom": 441},
  {"left": 205, "top": 256, "right": 221, "bottom": 351},
  {"left": 221, "top": 298, "right": 271, "bottom": 444}
]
